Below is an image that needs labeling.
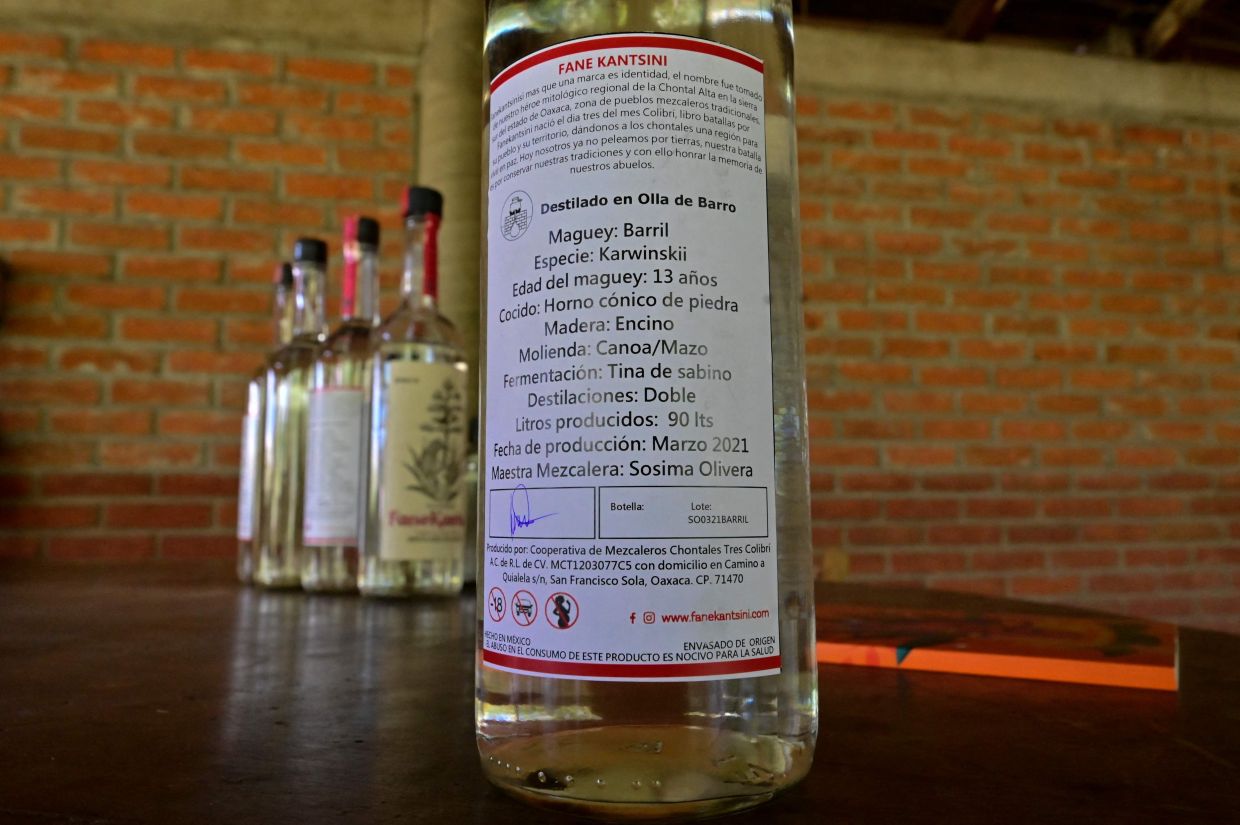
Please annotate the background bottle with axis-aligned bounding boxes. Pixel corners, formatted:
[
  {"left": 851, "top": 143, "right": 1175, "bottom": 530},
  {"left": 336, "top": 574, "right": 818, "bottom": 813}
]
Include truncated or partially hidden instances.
[
  {"left": 301, "top": 217, "right": 381, "bottom": 593},
  {"left": 359, "top": 188, "right": 470, "bottom": 597},
  {"left": 255, "top": 238, "right": 329, "bottom": 589},
  {"left": 236, "top": 262, "right": 294, "bottom": 584},
  {"left": 477, "top": 1, "right": 816, "bottom": 818}
]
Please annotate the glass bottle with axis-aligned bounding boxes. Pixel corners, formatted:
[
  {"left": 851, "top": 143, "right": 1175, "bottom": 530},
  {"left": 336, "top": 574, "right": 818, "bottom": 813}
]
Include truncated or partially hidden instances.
[
  {"left": 301, "top": 217, "right": 381, "bottom": 593},
  {"left": 255, "top": 238, "right": 329, "bottom": 590},
  {"left": 477, "top": 1, "right": 816, "bottom": 818},
  {"left": 359, "top": 187, "right": 470, "bottom": 597},
  {"left": 236, "top": 263, "right": 293, "bottom": 584}
]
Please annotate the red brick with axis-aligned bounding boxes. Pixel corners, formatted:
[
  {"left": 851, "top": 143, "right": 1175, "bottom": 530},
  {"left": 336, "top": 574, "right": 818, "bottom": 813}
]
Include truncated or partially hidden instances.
[
  {"left": 1115, "top": 447, "right": 1178, "bottom": 468},
  {"left": 1023, "top": 142, "right": 1084, "bottom": 164},
  {"left": 0, "top": 93, "right": 64, "bottom": 119},
  {"left": 106, "top": 503, "right": 213, "bottom": 529},
  {"left": 16, "top": 186, "right": 114, "bottom": 216},
  {"left": 948, "top": 135, "right": 1011, "bottom": 158},
  {"left": 920, "top": 366, "right": 986, "bottom": 387},
  {"left": 69, "top": 221, "right": 169, "bottom": 250},
  {"left": 161, "top": 534, "right": 235, "bottom": 560},
  {"left": 0, "top": 216, "right": 55, "bottom": 242},
  {"left": 123, "top": 256, "right": 221, "bottom": 282},
  {"left": 80, "top": 39, "right": 174, "bottom": 68},
  {"left": 72, "top": 158, "right": 171, "bottom": 186},
  {"left": 1059, "top": 169, "right": 1118, "bottom": 189},
  {"left": 996, "top": 366, "right": 1060, "bottom": 390},
  {"left": 908, "top": 157, "right": 968, "bottom": 177},
  {"left": 240, "top": 83, "right": 329, "bottom": 110},
  {"left": 0, "top": 32, "right": 66, "bottom": 57},
  {"left": 288, "top": 56, "right": 374, "bottom": 85},
  {"left": 124, "top": 191, "right": 222, "bottom": 221},
  {"left": 60, "top": 347, "right": 159, "bottom": 373},
  {"left": 837, "top": 309, "right": 906, "bottom": 332},
  {"left": 0, "top": 155, "right": 58, "bottom": 186},
  {"left": 872, "top": 130, "right": 940, "bottom": 150},
  {"left": 100, "top": 442, "right": 202, "bottom": 468},
  {"left": 915, "top": 311, "right": 983, "bottom": 334},
  {"left": 988, "top": 214, "right": 1052, "bottom": 235},
  {"left": 49, "top": 408, "right": 152, "bottom": 435},
  {"left": 189, "top": 107, "right": 278, "bottom": 135},
  {"left": 134, "top": 75, "right": 226, "bottom": 103},
  {"left": 1012, "top": 575, "right": 1081, "bottom": 596},
  {"left": 830, "top": 150, "right": 900, "bottom": 174},
  {"left": 1, "top": 313, "right": 108, "bottom": 339},
  {"left": 158, "top": 473, "right": 237, "bottom": 496},
  {"left": 876, "top": 232, "right": 942, "bottom": 255},
  {"left": 336, "top": 146, "right": 413, "bottom": 173},
  {"left": 966, "top": 446, "right": 1034, "bottom": 468},
  {"left": 0, "top": 344, "right": 48, "bottom": 370},
  {"left": 133, "top": 131, "right": 229, "bottom": 160},
  {"left": 175, "top": 287, "right": 269, "bottom": 314},
  {"left": 922, "top": 473, "right": 994, "bottom": 492},
  {"left": 113, "top": 378, "right": 210, "bottom": 405},
  {"left": 1122, "top": 125, "right": 1182, "bottom": 146},
  {"left": 888, "top": 499, "right": 959, "bottom": 520},
  {"left": 1128, "top": 173, "right": 1185, "bottom": 193},
  {"left": 181, "top": 166, "right": 274, "bottom": 193},
  {"left": 168, "top": 350, "right": 258, "bottom": 375},
  {"left": 963, "top": 393, "right": 1027, "bottom": 415},
  {"left": 0, "top": 504, "right": 98, "bottom": 530},
  {"left": 810, "top": 445, "right": 879, "bottom": 467},
  {"left": 892, "top": 551, "right": 966, "bottom": 573},
  {"left": 180, "top": 226, "right": 273, "bottom": 254},
  {"left": 1089, "top": 573, "right": 1160, "bottom": 594},
  {"left": 910, "top": 207, "right": 974, "bottom": 229},
  {"left": 909, "top": 107, "right": 970, "bottom": 128},
  {"left": 972, "top": 550, "right": 1045, "bottom": 572},
  {"left": 185, "top": 49, "right": 277, "bottom": 75},
  {"left": 831, "top": 202, "right": 901, "bottom": 223},
  {"left": 882, "top": 338, "right": 950, "bottom": 358},
  {"left": 236, "top": 140, "right": 328, "bottom": 167},
  {"left": 120, "top": 316, "right": 217, "bottom": 344},
  {"left": 47, "top": 535, "right": 155, "bottom": 561},
  {"left": 20, "top": 67, "right": 116, "bottom": 94},
  {"left": 40, "top": 472, "right": 150, "bottom": 497},
  {"left": 285, "top": 172, "right": 373, "bottom": 200},
  {"left": 811, "top": 498, "right": 881, "bottom": 520},
  {"left": 65, "top": 283, "right": 166, "bottom": 311},
  {"left": 887, "top": 446, "right": 956, "bottom": 467},
  {"left": 0, "top": 377, "right": 100, "bottom": 404}
]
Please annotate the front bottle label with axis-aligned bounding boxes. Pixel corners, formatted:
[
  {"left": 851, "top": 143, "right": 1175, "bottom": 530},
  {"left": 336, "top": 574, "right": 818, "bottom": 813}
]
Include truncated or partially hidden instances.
[
  {"left": 303, "top": 387, "right": 365, "bottom": 546},
  {"left": 379, "top": 361, "right": 468, "bottom": 561},
  {"left": 483, "top": 33, "right": 780, "bottom": 681}
]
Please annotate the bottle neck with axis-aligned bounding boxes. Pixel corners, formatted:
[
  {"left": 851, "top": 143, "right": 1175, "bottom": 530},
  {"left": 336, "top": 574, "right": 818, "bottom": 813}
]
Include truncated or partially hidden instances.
[
  {"left": 292, "top": 261, "right": 327, "bottom": 341},
  {"left": 273, "top": 283, "right": 294, "bottom": 347},
  {"left": 401, "top": 212, "right": 440, "bottom": 309},
  {"left": 342, "top": 242, "right": 379, "bottom": 324}
]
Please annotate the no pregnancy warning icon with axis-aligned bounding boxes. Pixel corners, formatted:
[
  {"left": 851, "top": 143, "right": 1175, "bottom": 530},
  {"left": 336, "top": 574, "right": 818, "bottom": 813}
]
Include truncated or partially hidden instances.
[{"left": 546, "top": 592, "right": 579, "bottom": 630}]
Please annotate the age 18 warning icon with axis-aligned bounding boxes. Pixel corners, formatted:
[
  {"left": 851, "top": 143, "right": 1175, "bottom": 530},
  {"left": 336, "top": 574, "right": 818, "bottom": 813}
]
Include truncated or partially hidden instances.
[{"left": 501, "top": 190, "right": 532, "bottom": 241}]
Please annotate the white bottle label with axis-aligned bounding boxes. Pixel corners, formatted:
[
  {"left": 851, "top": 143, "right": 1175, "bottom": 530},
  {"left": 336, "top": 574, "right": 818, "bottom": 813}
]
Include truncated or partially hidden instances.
[
  {"left": 379, "top": 361, "right": 469, "bottom": 561},
  {"left": 303, "top": 387, "right": 365, "bottom": 546},
  {"left": 483, "top": 34, "right": 779, "bottom": 681},
  {"left": 236, "top": 412, "right": 258, "bottom": 541}
]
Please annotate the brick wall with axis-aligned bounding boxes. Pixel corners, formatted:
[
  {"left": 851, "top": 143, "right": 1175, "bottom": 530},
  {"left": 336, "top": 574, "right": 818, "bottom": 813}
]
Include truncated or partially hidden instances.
[
  {"left": 0, "top": 29, "right": 414, "bottom": 560},
  {"left": 1, "top": 24, "right": 1238, "bottom": 634},
  {"left": 797, "top": 93, "right": 1240, "bottom": 632}
]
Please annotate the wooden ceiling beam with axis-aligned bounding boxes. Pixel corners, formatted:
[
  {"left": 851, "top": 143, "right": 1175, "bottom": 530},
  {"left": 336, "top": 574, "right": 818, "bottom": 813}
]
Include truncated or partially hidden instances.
[
  {"left": 945, "top": 0, "right": 1009, "bottom": 42},
  {"left": 1144, "top": 0, "right": 1215, "bottom": 59}
]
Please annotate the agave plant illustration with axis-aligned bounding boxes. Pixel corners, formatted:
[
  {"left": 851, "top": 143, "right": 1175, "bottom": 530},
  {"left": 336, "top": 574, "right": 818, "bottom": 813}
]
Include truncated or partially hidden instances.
[{"left": 403, "top": 377, "right": 464, "bottom": 505}]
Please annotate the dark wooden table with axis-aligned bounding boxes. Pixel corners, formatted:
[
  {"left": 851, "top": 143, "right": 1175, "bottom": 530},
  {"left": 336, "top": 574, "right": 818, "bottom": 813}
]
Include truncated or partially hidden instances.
[{"left": 1, "top": 564, "right": 1238, "bottom": 823}]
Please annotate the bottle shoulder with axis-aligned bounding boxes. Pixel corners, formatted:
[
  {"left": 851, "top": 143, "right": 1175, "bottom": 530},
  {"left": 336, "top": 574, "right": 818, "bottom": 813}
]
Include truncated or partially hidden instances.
[
  {"left": 318, "top": 321, "right": 374, "bottom": 360},
  {"left": 375, "top": 303, "right": 463, "bottom": 350}
]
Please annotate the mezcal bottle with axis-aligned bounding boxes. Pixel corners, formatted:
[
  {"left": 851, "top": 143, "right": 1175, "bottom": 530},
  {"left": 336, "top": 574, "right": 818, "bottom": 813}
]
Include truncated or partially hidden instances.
[
  {"left": 236, "top": 263, "right": 293, "bottom": 584},
  {"left": 301, "top": 217, "right": 381, "bottom": 593},
  {"left": 359, "top": 187, "right": 469, "bottom": 597},
  {"left": 255, "top": 239, "right": 328, "bottom": 589},
  {"left": 478, "top": 1, "right": 816, "bottom": 817}
]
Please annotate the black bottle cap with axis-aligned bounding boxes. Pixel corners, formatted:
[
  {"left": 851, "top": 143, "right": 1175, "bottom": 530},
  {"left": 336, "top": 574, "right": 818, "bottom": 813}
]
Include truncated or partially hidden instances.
[
  {"left": 273, "top": 261, "right": 294, "bottom": 287},
  {"left": 347, "top": 215, "right": 380, "bottom": 247},
  {"left": 403, "top": 186, "right": 443, "bottom": 218},
  {"left": 293, "top": 237, "right": 328, "bottom": 265}
]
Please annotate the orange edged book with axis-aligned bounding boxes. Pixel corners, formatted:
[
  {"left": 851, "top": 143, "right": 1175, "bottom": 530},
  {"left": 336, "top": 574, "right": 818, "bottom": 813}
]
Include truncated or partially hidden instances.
[{"left": 817, "top": 601, "right": 1178, "bottom": 691}]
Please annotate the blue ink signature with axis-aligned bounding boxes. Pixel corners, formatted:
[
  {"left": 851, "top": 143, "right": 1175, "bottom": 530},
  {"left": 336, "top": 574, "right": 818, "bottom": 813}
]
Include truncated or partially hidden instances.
[{"left": 509, "top": 484, "right": 556, "bottom": 536}]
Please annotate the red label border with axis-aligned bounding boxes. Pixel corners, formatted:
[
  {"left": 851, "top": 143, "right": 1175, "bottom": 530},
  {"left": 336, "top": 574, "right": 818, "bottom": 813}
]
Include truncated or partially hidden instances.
[
  {"left": 483, "top": 649, "right": 780, "bottom": 679},
  {"left": 491, "top": 32, "right": 764, "bottom": 92}
]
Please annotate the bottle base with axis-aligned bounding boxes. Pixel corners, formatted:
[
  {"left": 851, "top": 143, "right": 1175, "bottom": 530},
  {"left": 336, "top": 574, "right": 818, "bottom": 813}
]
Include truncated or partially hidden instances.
[{"left": 478, "top": 724, "right": 812, "bottom": 821}]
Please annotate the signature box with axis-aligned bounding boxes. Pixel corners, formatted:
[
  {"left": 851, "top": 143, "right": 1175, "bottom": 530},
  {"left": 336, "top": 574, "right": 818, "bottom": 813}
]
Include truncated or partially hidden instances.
[
  {"left": 598, "top": 485, "right": 769, "bottom": 540},
  {"left": 488, "top": 485, "right": 596, "bottom": 539}
]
